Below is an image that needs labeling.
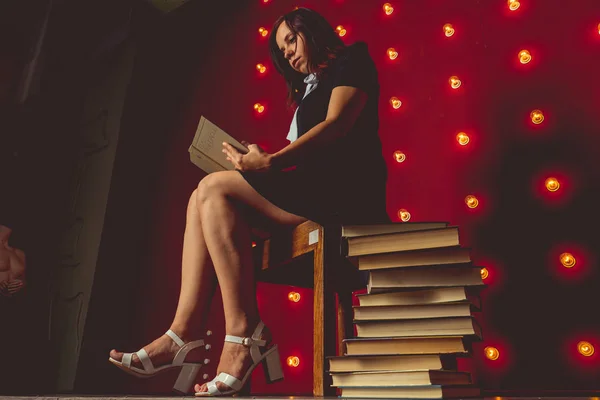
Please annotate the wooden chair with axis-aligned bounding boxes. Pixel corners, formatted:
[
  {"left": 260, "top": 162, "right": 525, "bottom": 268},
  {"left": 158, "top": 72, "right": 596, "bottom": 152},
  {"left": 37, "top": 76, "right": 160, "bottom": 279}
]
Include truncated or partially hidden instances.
[{"left": 251, "top": 220, "right": 365, "bottom": 397}]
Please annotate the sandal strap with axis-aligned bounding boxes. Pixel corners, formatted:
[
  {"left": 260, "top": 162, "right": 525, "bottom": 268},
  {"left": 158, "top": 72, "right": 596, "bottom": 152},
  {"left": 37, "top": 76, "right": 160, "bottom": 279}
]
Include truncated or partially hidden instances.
[
  {"left": 165, "top": 329, "right": 185, "bottom": 347},
  {"left": 121, "top": 349, "right": 155, "bottom": 373},
  {"left": 224, "top": 335, "right": 266, "bottom": 347},
  {"left": 172, "top": 338, "right": 205, "bottom": 365},
  {"left": 206, "top": 379, "right": 221, "bottom": 396},
  {"left": 224, "top": 321, "right": 267, "bottom": 363},
  {"left": 136, "top": 348, "right": 155, "bottom": 373}
]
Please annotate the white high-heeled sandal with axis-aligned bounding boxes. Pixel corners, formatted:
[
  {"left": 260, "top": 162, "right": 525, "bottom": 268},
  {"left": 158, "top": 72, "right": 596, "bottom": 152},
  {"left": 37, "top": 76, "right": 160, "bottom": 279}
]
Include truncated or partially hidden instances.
[
  {"left": 195, "top": 321, "right": 284, "bottom": 397},
  {"left": 109, "top": 329, "right": 208, "bottom": 394}
]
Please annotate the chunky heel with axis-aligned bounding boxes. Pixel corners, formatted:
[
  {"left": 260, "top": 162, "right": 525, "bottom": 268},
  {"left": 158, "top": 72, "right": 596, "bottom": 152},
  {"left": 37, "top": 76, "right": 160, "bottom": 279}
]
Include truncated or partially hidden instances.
[
  {"left": 173, "top": 363, "right": 202, "bottom": 394},
  {"left": 196, "top": 320, "right": 283, "bottom": 396},
  {"left": 262, "top": 345, "right": 284, "bottom": 383}
]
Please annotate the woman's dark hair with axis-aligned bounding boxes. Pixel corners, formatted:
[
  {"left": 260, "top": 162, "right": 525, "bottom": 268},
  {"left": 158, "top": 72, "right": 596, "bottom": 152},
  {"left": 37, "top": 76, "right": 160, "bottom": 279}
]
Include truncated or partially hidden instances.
[{"left": 269, "top": 8, "right": 346, "bottom": 107}]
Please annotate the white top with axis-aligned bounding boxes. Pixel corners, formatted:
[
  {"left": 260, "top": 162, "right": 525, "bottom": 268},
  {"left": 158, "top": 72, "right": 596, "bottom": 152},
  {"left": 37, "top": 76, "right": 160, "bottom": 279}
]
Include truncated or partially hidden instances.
[{"left": 286, "top": 73, "right": 319, "bottom": 143}]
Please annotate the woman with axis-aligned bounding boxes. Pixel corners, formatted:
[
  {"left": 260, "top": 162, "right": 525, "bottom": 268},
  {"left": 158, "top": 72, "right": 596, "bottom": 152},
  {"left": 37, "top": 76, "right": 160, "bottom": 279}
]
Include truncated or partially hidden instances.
[{"left": 108, "top": 7, "right": 389, "bottom": 397}]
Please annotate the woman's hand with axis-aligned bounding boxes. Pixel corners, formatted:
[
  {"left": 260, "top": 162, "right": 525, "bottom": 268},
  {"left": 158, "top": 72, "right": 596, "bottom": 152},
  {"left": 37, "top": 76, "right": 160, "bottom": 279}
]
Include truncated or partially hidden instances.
[{"left": 222, "top": 141, "right": 272, "bottom": 172}]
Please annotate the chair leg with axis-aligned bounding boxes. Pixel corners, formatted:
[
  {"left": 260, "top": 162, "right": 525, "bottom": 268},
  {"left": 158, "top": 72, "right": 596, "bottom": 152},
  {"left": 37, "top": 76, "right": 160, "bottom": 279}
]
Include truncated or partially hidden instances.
[{"left": 312, "top": 225, "right": 340, "bottom": 397}]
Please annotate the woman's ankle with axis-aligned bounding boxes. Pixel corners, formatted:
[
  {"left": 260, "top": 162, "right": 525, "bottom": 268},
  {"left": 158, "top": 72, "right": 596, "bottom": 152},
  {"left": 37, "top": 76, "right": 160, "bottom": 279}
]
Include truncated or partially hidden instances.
[
  {"left": 225, "top": 314, "right": 262, "bottom": 338},
  {"left": 168, "top": 323, "right": 205, "bottom": 343}
]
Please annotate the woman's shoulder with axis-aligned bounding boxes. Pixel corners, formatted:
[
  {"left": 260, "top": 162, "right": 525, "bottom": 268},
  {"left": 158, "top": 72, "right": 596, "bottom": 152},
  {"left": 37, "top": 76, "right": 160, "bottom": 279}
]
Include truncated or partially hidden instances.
[
  {"left": 327, "top": 41, "right": 378, "bottom": 91},
  {"left": 335, "top": 41, "right": 373, "bottom": 67}
]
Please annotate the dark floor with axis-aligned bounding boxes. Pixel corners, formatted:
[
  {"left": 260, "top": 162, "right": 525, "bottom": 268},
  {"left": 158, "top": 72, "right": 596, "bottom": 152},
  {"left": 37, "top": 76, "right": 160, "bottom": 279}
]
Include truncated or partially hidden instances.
[{"left": 3, "top": 396, "right": 600, "bottom": 400}]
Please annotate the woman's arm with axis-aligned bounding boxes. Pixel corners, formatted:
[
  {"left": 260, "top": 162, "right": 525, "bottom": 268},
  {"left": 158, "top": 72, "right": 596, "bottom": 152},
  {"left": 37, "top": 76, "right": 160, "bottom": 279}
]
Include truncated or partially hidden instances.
[{"left": 269, "top": 86, "right": 367, "bottom": 170}]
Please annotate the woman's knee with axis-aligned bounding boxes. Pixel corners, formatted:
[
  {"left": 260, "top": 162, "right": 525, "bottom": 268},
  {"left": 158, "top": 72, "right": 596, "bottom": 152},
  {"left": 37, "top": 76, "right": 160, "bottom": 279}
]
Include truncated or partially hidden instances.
[{"left": 196, "top": 172, "right": 228, "bottom": 206}]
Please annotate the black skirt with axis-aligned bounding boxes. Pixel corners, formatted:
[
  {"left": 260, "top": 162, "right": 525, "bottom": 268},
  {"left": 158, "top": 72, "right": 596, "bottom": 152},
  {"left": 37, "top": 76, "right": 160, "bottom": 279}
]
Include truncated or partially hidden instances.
[{"left": 237, "top": 164, "right": 389, "bottom": 227}]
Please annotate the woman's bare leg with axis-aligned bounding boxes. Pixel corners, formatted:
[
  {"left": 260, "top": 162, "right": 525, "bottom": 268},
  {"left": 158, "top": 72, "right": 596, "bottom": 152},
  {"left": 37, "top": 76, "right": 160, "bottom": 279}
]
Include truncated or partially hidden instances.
[
  {"left": 110, "top": 188, "right": 217, "bottom": 367},
  {"left": 169, "top": 188, "right": 218, "bottom": 338},
  {"left": 192, "top": 170, "right": 310, "bottom": 394}
]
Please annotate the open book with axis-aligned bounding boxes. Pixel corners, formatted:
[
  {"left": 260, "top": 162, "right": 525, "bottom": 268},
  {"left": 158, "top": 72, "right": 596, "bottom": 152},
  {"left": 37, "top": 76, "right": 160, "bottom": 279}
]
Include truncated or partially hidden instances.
[{"left": 188, "top": 116, "right": 249, "bottom": 174}]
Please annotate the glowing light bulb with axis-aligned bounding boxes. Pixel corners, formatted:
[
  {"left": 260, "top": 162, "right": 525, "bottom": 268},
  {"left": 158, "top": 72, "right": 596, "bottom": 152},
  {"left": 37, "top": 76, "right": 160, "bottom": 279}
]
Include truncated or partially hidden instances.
[
  {"left": 560, "top": 252, "right": 576, "bottom": 268},
  {"left": 485, "top": 346, "right": 500, "bottom": 360},
  {"left": 481, "top": 268, "right": 489, "bottom": 280},
  {"left": 263, "top": 0, "right": 270, "bottom": 3},
  {"left": 545, "top": 177, "right": 560, "bottom": 192},
  {"left": 256, "top": 64, "right": 267, "bottom": 73},
  {"left": 449, "top": 76, "right": 461, "bottom": 89},
  {"left": 465, "top": 195, "right": 479, "bottom": 209},
  {"left": 288, "top": 291, "right": 301, "bottom": 302},
  {"left": 287, "top": 356, "right": 300, "bottom": 367},
  {"left": 443, "top": 23, "right": 455, "bottom": 37},
  {"left": 251, "top": 241, "right": 257, "bottom": 248},
  {"left": 383, "top": 3, "right": 394, "bottom": 15},
  {"left": 336, "top": 25, "right": 347, "bottom": 37},
  {"left": 387, "top": 48, "right": 399, "bottom": 60},
  {"left": 393, "top": 151, "right": 406, "bottom": 163},
  {"left": 390, "top": 97, "right": 402, "bottom": 109},
  {"left": 530, "top": 109, "right": 544, "bottom": 124},
  {"left": 508, "top": 0, "right": 520, "bottom": 11},
  {"left": 598, "top": 23, "right": 600, "bottom": 35},
  {"left": 254, "top": 103, "right": 265, "bottom": 113},
  {"left": 519, "top": 49, "right": 532, "bottom": 64},
  {"left": 578, "top": 341, "right": 595, "bottom": 357},
  {"left": 398, "top": 209, "right": 411, "bottom": 222},
  {"left": 456, "top": 132, "right": 470, "bottom": 146},
  {"left": 258, "top": 27, "right": 268, "bottom": 37}
]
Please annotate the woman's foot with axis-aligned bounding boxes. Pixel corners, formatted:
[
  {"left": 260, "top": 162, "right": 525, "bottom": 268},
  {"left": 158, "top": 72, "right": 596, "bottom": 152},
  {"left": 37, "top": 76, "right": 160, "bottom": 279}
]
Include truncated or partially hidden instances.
[
  {"left": 110, "top": 329, "right": 205, "bottom": 370},
  {"left": 194, "top": 324, "right": 272, "bottom": 394}
]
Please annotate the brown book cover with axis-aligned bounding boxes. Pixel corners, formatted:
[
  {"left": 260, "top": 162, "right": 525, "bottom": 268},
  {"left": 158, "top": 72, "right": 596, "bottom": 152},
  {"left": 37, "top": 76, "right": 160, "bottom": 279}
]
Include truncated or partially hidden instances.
[
  {"left": 348, "top": 246, "right": 471, "bottom": 271},
  {"left": 343, "top": 336, "right": 469, "bottom": 356},
  {"left": 353, "top": 302, "right": 475, "bottom": 321},
  {"left": 343, "top": 226, "right": 460, "bottom": 257},
  {"left": 341, "top": 222, "right": 448, "bottom": 238},
  {"left": 188, "top": 116, "right": 248, "bottom": 174},
  {"left": 327, "top": 354, "right": 459, "bottom": 373},
  {"left": 356, "top": 286, "right": 483, "bottom": 310},
  {"left": 354, "top": 316, "right": 482, "bottom": 340},
  {"left": 337, "top": 385, "right": 481, "bottom": 399},
  {"left": 367, "top": 264, "right": 483, "bottom": 294},
  {"left": 331, "top": 369, "right": 471, "bottom": 387}
]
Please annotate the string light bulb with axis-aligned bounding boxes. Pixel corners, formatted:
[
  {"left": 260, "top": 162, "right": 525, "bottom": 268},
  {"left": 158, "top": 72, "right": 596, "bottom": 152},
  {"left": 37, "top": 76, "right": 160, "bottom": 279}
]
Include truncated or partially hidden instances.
[
  {"left": 465, "top": 195, "right": 479, "bottom": 209},
  {"left": 597, "top": 23, "right": 600, "bottom": 35},
  {"left": 398, "top": 209, "right": 411, "bottom": 222},
  {"left": 387, "top": 48, "right": 399, "bottom": 60},
  {"left": 288, "top": 291, "right": 301, "bottom": 302},
  {"left": 485, "top": 346, "right": 500, "bottom": 360},
  {"left": 530, "top": 109, "right": 544, "bottom": 124},
  {"left": 481, "top": 268, "right": 489, "bottom": 280},
  {"left": 253, "top": 103, "right": 265, "bottom": 113},
  {"left": 258, "top": 27, "right": 268, "bottom": 37},
  {"left": 335, "top": 25, "right": 347, "bottom": 37},
  {"left": 519, "top": 50, "right": 532, "bottom": 64},
  {"left": 560, "top": 252, "right": 576, "bottom": 268},
  {"left": 508, "top": 0, "right": 520, "bottom": 11},
  {"left": 287, "top": 356, "right": 300, "bottom": 367},
  {"left": 456, "top": 132, "right": 470, "bottom": 146},
  {"left": 443, "top": 23, "right": 455, "bottom": 37},
  {"left": 578, "top": 341, "right": 595, "bottom": 357},
  {"left": 390, "top": 97, "right": 402, "bottom": 109},
  {"left": 545, "top": 177, "right": 560, "bottom": 192},
  {"left": 383, "top": 3, "right": 394, "bottom": 15},
  {"left": 256, "top": 64, "right": 267, "bottom": 74},
  {"left": 449, "top": 76, "right": 462, "bottom": 89},
  {"left": 393, "top": 151, "right": 406, "bottom": 163}
]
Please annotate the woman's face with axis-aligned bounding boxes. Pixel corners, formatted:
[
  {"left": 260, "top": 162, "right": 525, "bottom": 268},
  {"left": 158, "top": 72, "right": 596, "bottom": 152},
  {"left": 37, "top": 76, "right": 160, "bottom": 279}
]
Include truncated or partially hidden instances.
[{"left": 275, "top": 22, "right": 309, "bottom": 74}]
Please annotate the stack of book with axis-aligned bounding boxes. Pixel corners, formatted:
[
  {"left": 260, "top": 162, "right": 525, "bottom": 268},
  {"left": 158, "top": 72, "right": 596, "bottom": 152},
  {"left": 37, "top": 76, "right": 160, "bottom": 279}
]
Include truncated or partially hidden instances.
[{"left": 329, "top": 222, "right": 485, "bottom": 399}]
